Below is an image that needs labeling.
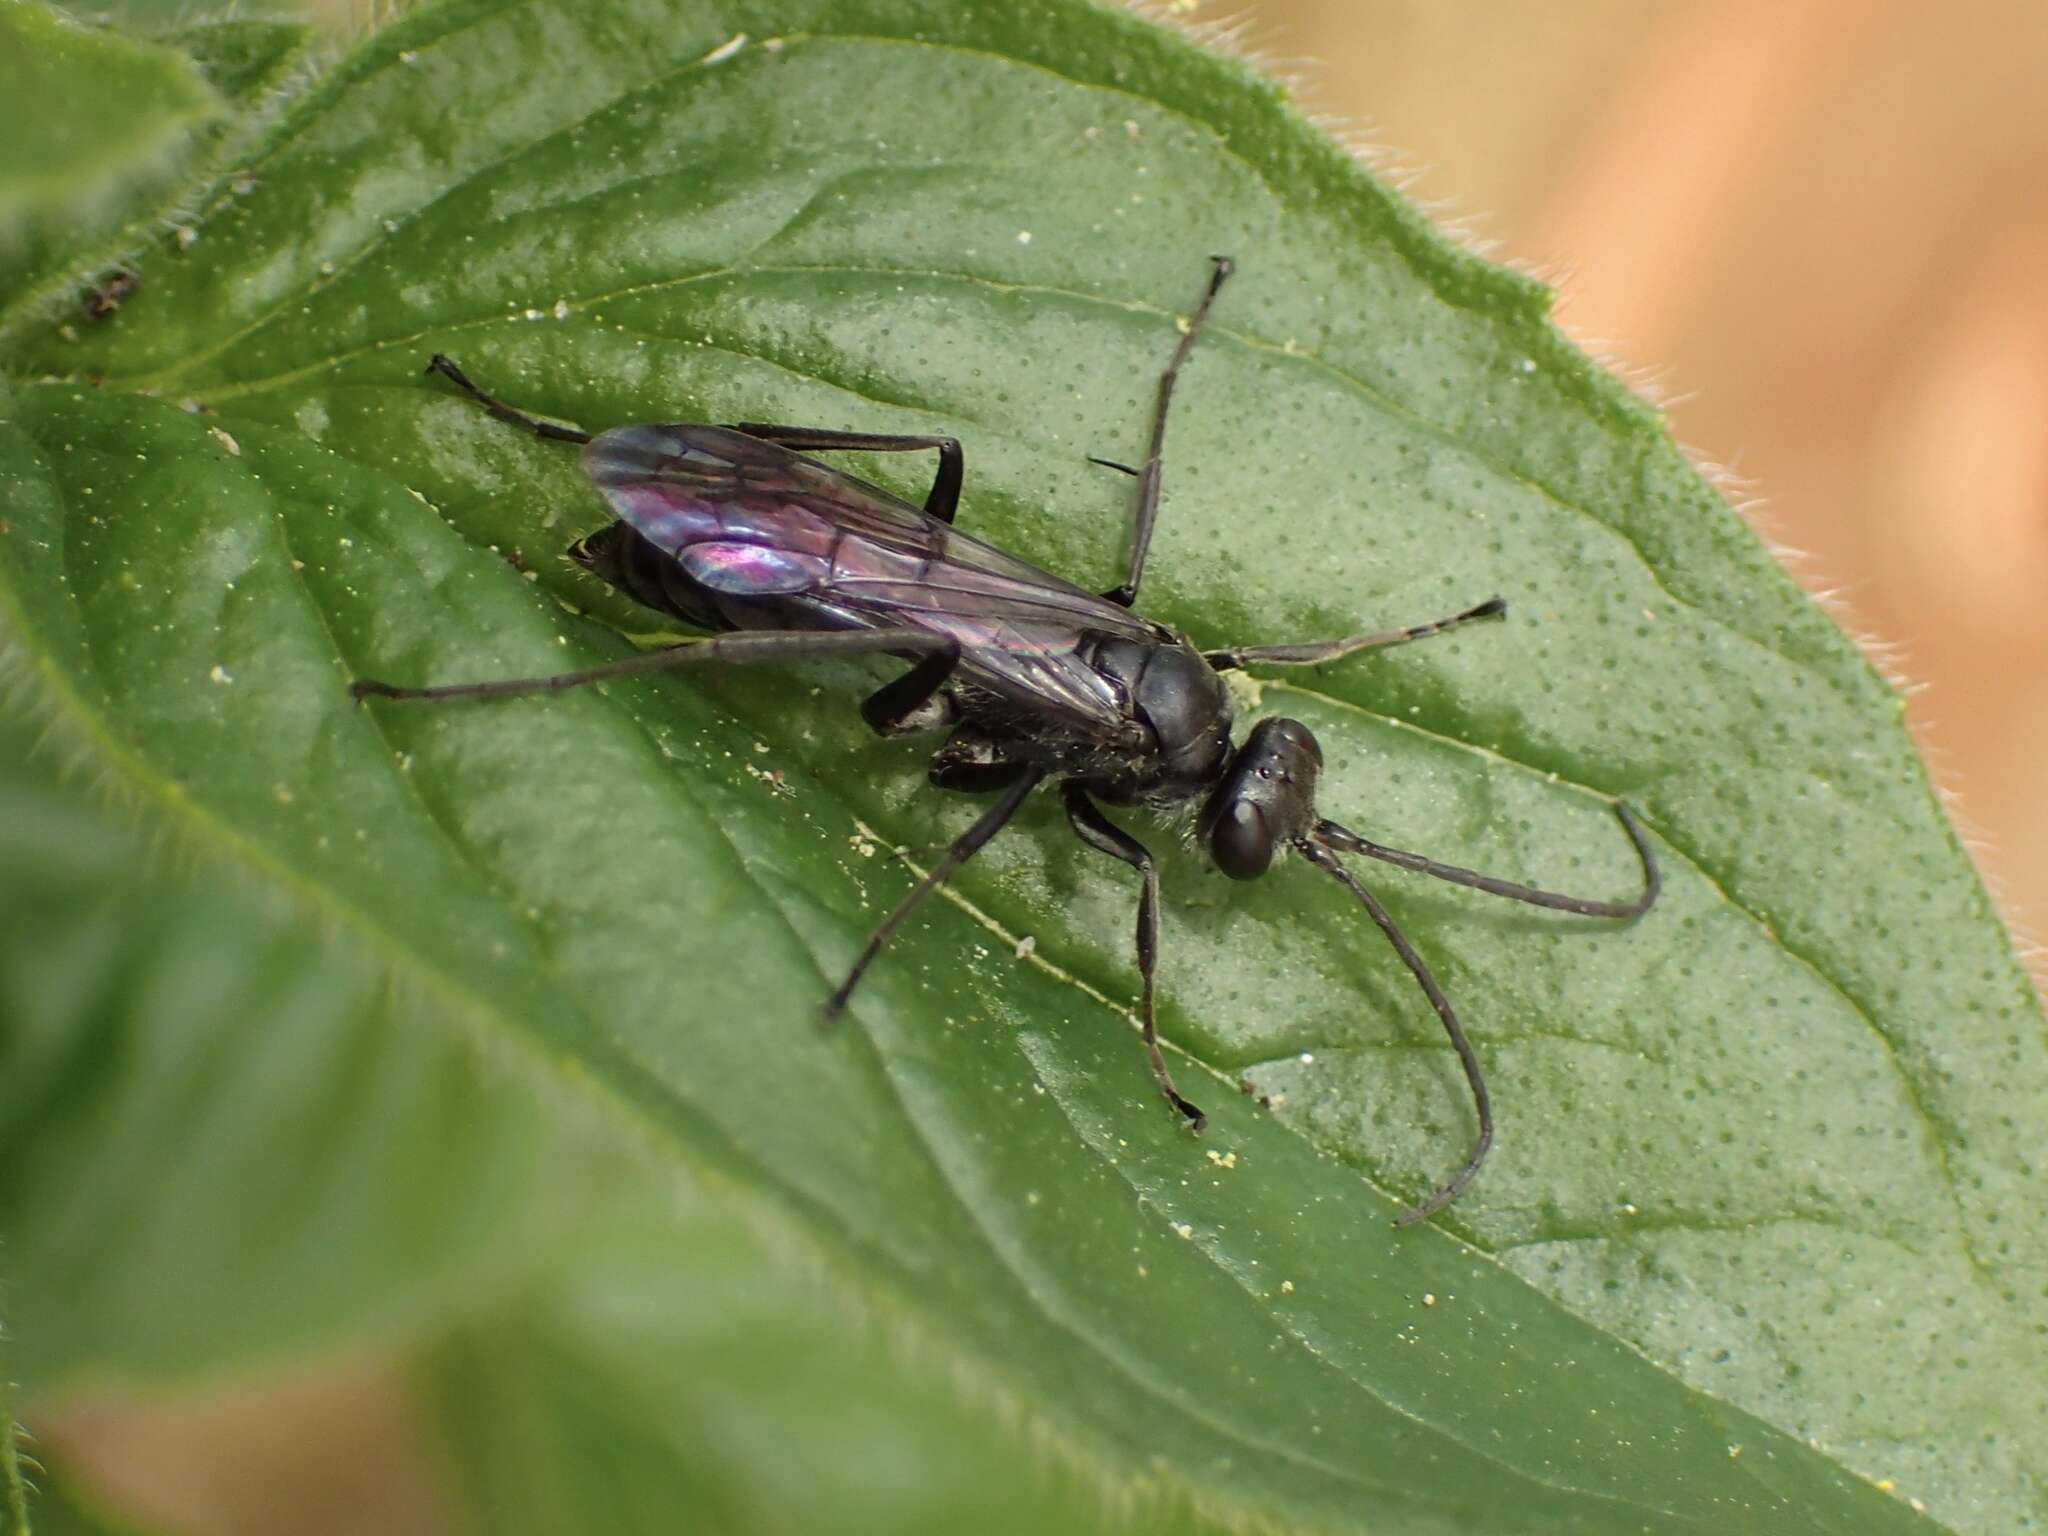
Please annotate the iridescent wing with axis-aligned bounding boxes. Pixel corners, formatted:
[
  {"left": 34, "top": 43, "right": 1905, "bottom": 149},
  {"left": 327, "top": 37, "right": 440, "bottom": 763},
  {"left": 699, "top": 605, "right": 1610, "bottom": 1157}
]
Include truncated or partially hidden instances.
[{"left": 582, "top": 423, "right": 1165, "bottom": 733}]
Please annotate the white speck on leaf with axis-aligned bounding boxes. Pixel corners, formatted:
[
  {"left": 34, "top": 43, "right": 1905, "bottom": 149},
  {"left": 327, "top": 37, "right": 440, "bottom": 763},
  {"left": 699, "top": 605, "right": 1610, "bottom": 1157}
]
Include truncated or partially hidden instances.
[{"left": 700, "top": 32, "right": 747, "bottom": 64}]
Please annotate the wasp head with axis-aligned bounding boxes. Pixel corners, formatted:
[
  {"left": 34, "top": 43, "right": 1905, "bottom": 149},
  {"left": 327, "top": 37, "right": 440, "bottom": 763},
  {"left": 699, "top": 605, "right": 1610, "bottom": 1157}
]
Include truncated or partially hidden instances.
[{"left": 1199, "top": 717, "right": 1325, "bottom": 880}]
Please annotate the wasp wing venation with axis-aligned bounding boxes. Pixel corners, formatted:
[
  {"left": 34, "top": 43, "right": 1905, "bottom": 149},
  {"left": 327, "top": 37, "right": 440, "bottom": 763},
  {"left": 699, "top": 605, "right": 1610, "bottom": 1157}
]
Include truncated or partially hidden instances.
[{"left": 583, "top": 423, "right": 1163, "bottom": 734}]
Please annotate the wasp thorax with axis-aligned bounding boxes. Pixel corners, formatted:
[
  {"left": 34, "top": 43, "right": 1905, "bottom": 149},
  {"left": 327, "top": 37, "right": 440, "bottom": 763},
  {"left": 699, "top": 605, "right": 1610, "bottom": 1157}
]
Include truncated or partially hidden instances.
[{"left": 1200, "top": 717, "right": 1324, "bottom": 881}]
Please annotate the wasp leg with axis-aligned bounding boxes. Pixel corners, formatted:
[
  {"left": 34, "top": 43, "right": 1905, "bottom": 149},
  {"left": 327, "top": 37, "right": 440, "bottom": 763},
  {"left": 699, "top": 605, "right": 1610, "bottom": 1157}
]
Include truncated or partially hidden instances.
[
  {"left": 1205, "top": 597, "right": 1505, "bottom": 671},
  {"left": 820, "top": 766, "right": 1046, "bottom": 1024},
  {"left": 1061, "top": 784, "right": 1206, "bottom": 1131},
  {"left": 351, "top": 629, "right": 955, "bottom": 705},
  {"left": 424, "top": 356, "right": 592, "bottom": 445},
  {"left": 731, "top": 424, "right": 964, "bottom": 522},
  {"left": 860, "top": 646, "right": 961, "bottom": 736},
  {"left": 925, "top": 725, "right": 1034, "bottom": 793},
  {"left": 1104, "top": 256, "right": 1234, "bottom": 608}
]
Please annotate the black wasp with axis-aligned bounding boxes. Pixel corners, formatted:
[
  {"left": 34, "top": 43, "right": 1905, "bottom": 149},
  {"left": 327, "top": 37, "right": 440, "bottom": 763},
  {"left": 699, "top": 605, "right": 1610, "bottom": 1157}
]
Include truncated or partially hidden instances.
[{"left": 354, "top": 259, "right": 1659, "bottom": 1223}]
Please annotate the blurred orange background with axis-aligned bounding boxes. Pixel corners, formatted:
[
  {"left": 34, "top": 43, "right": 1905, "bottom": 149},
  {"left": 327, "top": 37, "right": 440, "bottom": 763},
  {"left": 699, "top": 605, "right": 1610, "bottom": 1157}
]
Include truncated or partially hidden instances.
[{"left": 1200, "top": 0, "right": 2048, "bottom": 989}]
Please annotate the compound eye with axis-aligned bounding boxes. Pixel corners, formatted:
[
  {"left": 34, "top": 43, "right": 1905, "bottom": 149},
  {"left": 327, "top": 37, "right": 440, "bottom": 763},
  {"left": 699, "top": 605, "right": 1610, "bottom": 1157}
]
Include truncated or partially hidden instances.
[{"left": 1209, "top": 798, "right": 1274, "bottom": 881}]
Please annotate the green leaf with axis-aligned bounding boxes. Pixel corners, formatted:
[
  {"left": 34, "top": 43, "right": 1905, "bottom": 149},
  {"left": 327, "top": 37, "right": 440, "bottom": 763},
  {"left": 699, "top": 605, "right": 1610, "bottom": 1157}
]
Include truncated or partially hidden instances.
[
  {"left": 0, "top": 12, "right": 312, "bottom": 350},
  {"left": 0, "top": 705, "right": 584, "bottom": 1387},
  {"left": 0, "top": 708, "right": 1181, "bottom": 1536},
  {"left": 2, "top": 1393, "right": 26, "bottom": 1536},
  {"left": 426, "top": 1182, "right": 1202, "bottom": 1536},
  {"left": 2, "top": 2, "right": 2038, "bottom": 1532},
  {"left": 0, "top": 2, "right": 222, "bottom": 226}
]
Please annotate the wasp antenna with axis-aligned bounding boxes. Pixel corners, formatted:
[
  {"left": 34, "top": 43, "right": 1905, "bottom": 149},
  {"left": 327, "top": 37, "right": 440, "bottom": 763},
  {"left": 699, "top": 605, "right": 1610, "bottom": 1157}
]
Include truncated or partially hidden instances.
[
  {"left": 1315, "top": 801, "right": 1658, "bottom": 920},
  {"left": 1299, "top": 837, "right": 1492, "bottom": 1224}
]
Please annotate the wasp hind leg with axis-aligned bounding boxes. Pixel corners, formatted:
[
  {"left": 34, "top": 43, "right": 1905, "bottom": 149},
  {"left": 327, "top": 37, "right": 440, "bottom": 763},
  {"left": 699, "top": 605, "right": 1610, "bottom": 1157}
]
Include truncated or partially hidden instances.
[
  {"left": 351, "top": 629, "right": 957, "bottom": 705},
  {"left": 425, "top": 356, "right": 592, "bottom": 445}
]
